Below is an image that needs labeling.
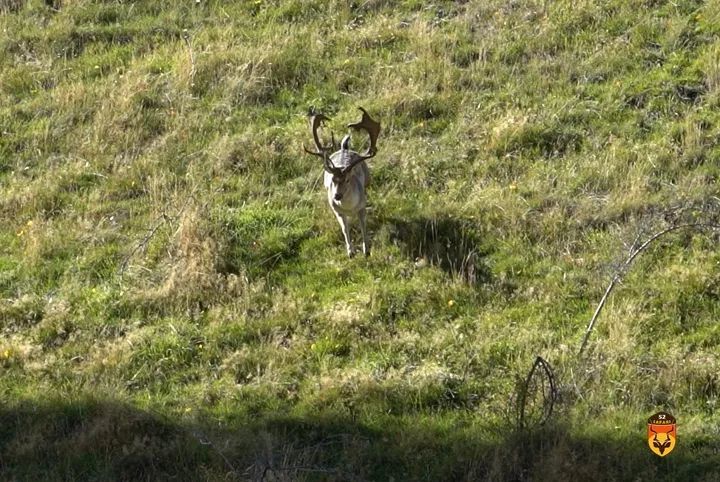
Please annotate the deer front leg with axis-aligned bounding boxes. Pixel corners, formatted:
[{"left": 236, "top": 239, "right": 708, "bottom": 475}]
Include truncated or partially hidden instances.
[
  {"left": 358, "top": 207, "right": 370, "bottom": 257},
  {"left": 334, "top": 212, "right": 354, "bottom": 257}
]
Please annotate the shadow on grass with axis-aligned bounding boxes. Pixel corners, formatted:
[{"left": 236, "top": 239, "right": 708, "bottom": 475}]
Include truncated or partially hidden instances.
[
  {"left": 2, "top": 398, "right": 716, "bottom": 481},
  {"left": 380, "top": 214, "right": 492, "bottom": 285},
  {"left": 0, "top": 399, "right": 211, "bottom": 481}
]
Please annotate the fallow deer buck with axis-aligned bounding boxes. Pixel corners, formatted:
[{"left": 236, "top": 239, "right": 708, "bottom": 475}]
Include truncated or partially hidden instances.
[{"left": 303, "top": 107, "right": 380, "bottom": 257}]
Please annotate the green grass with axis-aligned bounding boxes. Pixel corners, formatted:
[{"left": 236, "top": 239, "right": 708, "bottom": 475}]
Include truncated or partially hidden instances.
[{"left": 2, "top": 0, "right": 720, "bottom": 480}]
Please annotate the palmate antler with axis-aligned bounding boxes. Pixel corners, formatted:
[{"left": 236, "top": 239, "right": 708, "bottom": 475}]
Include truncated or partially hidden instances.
[
  {"left": 348, "top": 107, "right": 380, "bottom": 159},
  {"left": 302, "top": 108, "right": 341, "bottom": 175},
  {"left": 302, "top": 108, "right": 336, "bottom": 158},
  {"left": 336, "top": 107, "right": 381, "bottom": 175}
]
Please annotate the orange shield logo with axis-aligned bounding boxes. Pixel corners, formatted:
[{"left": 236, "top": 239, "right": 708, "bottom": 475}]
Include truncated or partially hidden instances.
[{"left": 647, "top": 411, "right": 676, "bottom": 457}]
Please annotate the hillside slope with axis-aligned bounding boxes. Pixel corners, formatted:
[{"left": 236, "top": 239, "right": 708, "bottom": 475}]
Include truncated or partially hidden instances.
[{"left": 1, "top": 0, "right": 720, "bottom": 480}]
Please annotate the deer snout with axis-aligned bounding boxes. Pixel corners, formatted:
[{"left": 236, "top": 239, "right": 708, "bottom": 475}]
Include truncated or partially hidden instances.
[{"left": 334, "top": 192, "right": 343, "bottom": 201}]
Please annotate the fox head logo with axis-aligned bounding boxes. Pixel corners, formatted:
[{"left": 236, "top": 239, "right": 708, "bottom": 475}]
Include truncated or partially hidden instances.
[{"left": 647, "top": 412, "right": 676, "bottom": 457}]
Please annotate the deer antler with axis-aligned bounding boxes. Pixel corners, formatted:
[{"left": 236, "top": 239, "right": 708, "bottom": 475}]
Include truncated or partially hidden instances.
[
  {"left": 304, "top": 107, "right": 380, "bottom": 175},
  {"left": 303, "top": 108, "right": 335, "bottom": 159},
  {"left": 347, "top": 106, "right": 380, "bottom": 161},
  {"left": 336, "top": 107, "right": 381, "bottom": 174}
]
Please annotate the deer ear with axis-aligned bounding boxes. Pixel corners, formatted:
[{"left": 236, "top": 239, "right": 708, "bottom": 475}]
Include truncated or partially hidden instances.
[{"left": 340, "top": 134, "right": 351, "bottom": 151}]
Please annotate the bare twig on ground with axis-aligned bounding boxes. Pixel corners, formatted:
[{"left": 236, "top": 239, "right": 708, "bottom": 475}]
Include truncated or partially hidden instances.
[
  {"left": 516, "top": 356, "right": 557, "bottom": 430},
  {"left": 578, "top": 200, "right": 720, "bottom": 356},
  {"left": 119, "top": 190, "right": 198, "bottom": 275},
  {"left": 190, "top": 430, "right": 240, "bottom": 477}
]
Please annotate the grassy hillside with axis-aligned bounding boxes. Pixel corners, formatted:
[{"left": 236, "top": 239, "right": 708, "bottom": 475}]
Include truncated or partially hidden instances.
[{"left": 1, "top": 0, "right": 720, "bottom": 480}]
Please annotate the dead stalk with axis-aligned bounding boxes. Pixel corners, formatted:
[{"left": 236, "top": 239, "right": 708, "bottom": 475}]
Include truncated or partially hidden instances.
[{"left": 578, "top": 221, "right": 720, "bottom": 356}]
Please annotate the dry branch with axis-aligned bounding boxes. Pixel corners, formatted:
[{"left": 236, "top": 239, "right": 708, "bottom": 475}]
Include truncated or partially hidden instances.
[
  {"left": 119, "top": 191, "right": 198, "bottom": 275},
  {"left": 516, "top": 356, "right": 557, "bottom": 430},
  {"left": 577, "top": 200, "right": 720, "bottom": 356}
]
